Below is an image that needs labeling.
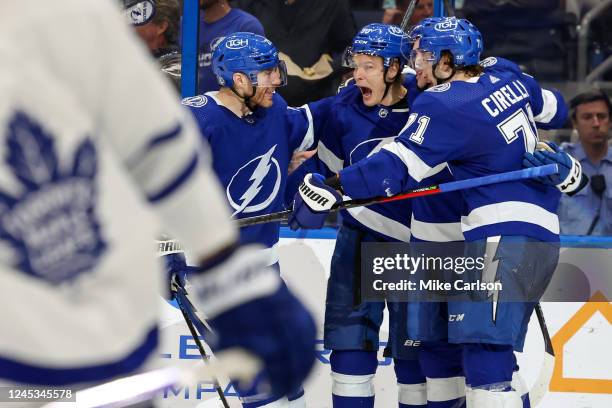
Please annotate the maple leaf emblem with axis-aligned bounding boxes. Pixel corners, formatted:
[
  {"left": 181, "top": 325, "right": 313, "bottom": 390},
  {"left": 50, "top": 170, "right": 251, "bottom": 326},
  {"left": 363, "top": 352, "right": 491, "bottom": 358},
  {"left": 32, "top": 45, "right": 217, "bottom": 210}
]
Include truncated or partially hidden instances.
[{"left": 0, "top": 111, "right": 106, "bottom": 284}]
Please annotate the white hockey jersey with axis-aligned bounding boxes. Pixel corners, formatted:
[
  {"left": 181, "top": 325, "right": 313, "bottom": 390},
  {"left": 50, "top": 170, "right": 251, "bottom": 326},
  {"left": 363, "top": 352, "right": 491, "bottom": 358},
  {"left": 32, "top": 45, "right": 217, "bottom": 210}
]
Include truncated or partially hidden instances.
[{"left": 0, "top": 0, "right": 236, "bottom": 385}]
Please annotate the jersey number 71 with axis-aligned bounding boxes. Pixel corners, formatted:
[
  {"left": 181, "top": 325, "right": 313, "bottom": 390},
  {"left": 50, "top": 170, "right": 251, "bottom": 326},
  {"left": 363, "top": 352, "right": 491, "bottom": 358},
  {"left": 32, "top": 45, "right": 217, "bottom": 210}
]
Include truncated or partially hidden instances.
[{"left": 496, "top": 104, "right": 538, "bottom": 152}]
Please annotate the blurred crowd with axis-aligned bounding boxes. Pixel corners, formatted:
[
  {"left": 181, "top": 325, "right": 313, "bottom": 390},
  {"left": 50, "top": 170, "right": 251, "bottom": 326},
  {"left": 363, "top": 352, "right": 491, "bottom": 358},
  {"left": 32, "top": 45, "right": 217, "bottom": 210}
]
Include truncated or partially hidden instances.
[{"left": 123, "top": 0, "right": 612, "bottom": 236}]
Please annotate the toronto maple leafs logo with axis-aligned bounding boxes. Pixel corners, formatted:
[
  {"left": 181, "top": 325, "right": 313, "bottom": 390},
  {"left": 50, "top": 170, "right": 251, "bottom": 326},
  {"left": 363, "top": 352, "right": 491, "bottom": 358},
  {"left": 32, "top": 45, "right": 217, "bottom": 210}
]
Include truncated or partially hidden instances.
[
  {"left": 226, "top": 145, "right": 281, "bottom": 216},
  {"left": 0, "top": 111, "right": 106, "bottom": 284}
]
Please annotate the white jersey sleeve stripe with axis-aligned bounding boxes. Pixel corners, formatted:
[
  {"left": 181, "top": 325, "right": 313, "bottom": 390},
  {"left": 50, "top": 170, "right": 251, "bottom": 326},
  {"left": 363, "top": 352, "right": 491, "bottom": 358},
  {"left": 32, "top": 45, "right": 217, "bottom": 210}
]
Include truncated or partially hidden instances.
[
  {"left": 294, "top": 104, "right": 315, "bottom": 152},
  {"left": 410, "top": 216, "right": 464, "bottom": 242},
  {"left": 382, "top": 142, "right": 447, "bottom": 182},
  {"left": 533, "top": 89, "right": 558, "bottom": 124},
  {"left": 317, "top": 140, "right": 344, "bottom": 173},
  {"left": 460, "top": 201, "right": 560, "bottom": 234},
  {"left": 346, "top": 200, "right": 412, "bottom": 241}
]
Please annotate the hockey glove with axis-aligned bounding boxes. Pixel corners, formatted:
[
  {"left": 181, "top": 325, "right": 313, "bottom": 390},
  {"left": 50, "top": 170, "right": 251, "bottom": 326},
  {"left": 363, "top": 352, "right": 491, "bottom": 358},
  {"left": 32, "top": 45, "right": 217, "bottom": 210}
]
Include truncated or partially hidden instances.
[
  {"left": 156, "top": 238, "right": 190, "bottom": 299},
  {"left": 522, "top": 141, "right": 588, "bottom": 195},
  {"left": 189, "top": 245, "right": 317, "bottom": 398},
  {"left": 288, "top": 173, "right": 342, "bottom": 230}
]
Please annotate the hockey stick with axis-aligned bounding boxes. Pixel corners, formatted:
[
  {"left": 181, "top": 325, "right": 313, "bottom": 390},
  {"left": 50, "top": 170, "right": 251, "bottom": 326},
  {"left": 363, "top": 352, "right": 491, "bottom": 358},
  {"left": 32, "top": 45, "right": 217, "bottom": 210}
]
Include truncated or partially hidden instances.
[
  {"left": 236, "top": 164, "right": 559, "bottom": 228},
  {"left": 400, "top": 0, "right": 420, "bottom": 33},
  {"left": 173, "top": 281, "right": 231, "bottom": 408},
  {"left": 529, "top": 303, "right": 555, "bottom": 406},
  {"left": 442, "top": 0, "right": 454, "bottom": 17},
  {"left": 43, "top": 349, "right": 261, "bottom": 408}
]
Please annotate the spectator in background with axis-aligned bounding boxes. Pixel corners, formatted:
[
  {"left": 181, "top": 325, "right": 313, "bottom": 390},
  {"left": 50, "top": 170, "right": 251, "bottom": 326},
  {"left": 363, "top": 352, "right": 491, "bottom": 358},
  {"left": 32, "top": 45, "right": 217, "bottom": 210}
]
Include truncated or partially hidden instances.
[
  {"left": 559, "top": 90, "right": 612, "bottom": 235},
  {"left": 123, "top": 0, "right": 182, "bottom": 91},
  {"left": 235, "top": 0, "right": 356, "bottom": 106},
  {"left": 197, "top": 0, "right": 264, "bottom": 93},
  {"left": 382, "top": 0, "right": 434, "bottom": 26}
]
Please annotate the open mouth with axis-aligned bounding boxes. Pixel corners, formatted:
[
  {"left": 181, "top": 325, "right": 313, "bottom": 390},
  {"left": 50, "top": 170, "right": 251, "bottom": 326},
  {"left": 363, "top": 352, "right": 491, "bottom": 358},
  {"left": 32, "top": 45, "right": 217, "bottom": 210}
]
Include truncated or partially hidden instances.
[{"left": 359, "top": 86, "right": 373, "bottom": 98}]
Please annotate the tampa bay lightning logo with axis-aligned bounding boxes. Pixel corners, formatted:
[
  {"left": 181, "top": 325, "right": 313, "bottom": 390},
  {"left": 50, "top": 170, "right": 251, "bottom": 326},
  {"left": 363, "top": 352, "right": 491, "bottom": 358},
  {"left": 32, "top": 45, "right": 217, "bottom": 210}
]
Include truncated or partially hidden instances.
[
  {"left": 427, "top": 83, "right": 451, "bottom": 93},
  {"left": 0, "top": 111, "right": 106, "bottom": 284},
  {"left": 226, "top": 145, "right": 281, "bottom": 216},
  {"left": 182, "top": 95, "right": 208, "bottom": 108},
  {"left": 480, "top": 57, "right": 498, "bottom": 68},
  {"left": 125, "top": 0, "right": 155, "bottom": 26}
]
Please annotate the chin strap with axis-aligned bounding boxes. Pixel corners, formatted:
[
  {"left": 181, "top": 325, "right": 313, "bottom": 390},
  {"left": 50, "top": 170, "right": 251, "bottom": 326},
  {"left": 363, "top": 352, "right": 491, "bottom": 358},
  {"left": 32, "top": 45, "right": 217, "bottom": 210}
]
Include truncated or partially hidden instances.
[
  {"left": 381, "top": 67, "right": 394, "bottom": 101},
  {"left": 229, "top": 85, "right": 258, "bottom": 114}
]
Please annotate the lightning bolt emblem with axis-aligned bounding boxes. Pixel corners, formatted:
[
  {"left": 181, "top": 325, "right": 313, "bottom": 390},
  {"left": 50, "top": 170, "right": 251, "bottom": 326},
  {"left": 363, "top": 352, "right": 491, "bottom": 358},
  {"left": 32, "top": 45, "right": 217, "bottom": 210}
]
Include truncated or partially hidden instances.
[
  {"left": 481, "top": 237, "right": 502, "bottom": 323},
  {"left": 232, "top": 145, "right": 277, "bottom": 216}
]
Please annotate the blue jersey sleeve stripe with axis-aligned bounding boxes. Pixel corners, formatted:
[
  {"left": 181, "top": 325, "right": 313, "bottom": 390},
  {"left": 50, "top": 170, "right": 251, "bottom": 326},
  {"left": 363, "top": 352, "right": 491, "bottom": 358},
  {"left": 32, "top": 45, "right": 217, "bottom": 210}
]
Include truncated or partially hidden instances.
[
  {"left": 125, "top": 123, "right": 183, "bottom": 169},
  {"left": 147, "top": 153, "right": 198, "bottom": 203},
  {"left": 0, "top": 327, "right": 157, "bottom": 386}
]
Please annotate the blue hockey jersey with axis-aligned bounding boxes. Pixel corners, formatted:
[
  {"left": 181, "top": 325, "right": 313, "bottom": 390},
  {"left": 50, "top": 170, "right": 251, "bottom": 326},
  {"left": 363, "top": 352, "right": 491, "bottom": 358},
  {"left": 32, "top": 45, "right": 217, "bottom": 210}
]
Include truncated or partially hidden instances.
[
  {"left": 286, "top": 76, "right": 420, "bottom": 241},
  {"left": 185, "top": 92, "right": 331, "bottom": 259},
  {"left": 410, "top": 58, "right": 569, "bottom": 243},
  {"left": 341, "top": 57, "right": 567, "bottom": 242}
]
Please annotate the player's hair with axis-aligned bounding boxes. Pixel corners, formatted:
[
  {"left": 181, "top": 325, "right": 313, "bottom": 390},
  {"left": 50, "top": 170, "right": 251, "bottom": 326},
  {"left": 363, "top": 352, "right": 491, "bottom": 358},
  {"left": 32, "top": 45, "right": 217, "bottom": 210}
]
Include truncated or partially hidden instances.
[
  {"left": 569, "top": 89, "right": 612, "bottom": 119},
  {"left": 388, "top": 58, "right": 405, "bottom": 85},
  {"left": 152, "top": 0, "right": 181, "bottom": 46},
  {"left": 439, "top": 50, "right": 483, "bottom": 78}
]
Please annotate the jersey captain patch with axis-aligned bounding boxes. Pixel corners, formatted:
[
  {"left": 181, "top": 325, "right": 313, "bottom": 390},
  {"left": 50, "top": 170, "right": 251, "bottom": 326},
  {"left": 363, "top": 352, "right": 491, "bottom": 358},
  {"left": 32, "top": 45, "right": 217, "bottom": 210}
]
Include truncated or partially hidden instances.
[{"left": 0, "top": 111, "right": 106, "bottom": 284}]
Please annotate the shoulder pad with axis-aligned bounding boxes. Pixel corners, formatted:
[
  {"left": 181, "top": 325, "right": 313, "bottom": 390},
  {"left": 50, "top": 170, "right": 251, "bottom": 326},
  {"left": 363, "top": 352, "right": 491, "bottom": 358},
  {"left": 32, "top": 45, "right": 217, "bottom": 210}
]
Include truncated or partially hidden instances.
[{"left": 182, "top": 95, "right": 208, "bottom": 108}]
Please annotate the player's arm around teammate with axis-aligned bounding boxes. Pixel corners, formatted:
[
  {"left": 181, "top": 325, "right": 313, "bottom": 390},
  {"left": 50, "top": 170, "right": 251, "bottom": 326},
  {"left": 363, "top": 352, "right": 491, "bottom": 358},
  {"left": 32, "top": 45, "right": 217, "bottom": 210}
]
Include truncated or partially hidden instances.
[{"left": 289, "top": 17, "right": 582, "bottom": 408}]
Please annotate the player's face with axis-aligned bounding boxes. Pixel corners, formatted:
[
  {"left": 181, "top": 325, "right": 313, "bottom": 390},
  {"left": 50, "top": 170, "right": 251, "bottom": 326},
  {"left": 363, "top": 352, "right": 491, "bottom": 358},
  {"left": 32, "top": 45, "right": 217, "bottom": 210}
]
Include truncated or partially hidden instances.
[
  {"left": 352, "top": 54, "right": 387, "bottom": 106},
  {"left": 409, "top": 0, "right": 434, "bottom": 26},
  {"left": 574, "top": 100, "right": 611, "bottom": 145},
  {"left": 410, "top": 39, "right": 436, "bottom": 90},
  {"left": 250, "top": 67, "right": 283, "bottom": 108},
  {"left": 134, "top": 21, "right": 167, "bottom": 51}
]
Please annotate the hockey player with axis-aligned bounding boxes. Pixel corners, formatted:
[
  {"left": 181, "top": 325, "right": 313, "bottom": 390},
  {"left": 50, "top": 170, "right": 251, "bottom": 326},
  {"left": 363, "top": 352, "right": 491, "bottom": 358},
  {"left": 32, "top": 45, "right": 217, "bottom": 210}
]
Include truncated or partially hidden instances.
[
  {"left": 401, "top": 17, "right": 582, "bottom": 408},
  {"left": 285, "top": 23, "right": 428, "bottom": 408},
  {"left": 0, "top": 0, "right": 315, "bottom": 402},
  {"left": 181, "top": 32, "right": 332, "bottom": 407},
  {"left": 290, "top": 17, "right": 584, "bottom": 408}
]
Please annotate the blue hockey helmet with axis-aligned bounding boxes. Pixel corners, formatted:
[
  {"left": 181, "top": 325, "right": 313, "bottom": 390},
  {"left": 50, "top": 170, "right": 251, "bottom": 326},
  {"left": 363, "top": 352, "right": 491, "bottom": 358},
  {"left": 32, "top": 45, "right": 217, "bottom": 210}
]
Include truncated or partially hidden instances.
[
  {"left": 408, "top": 17, "right": 483, "bottom": 68},
  {"left": 212, "top": 32, "right": 287, "bottom": 88},
  {"left": 344, "top": 23, "right": 411, "bottom": 69}
]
